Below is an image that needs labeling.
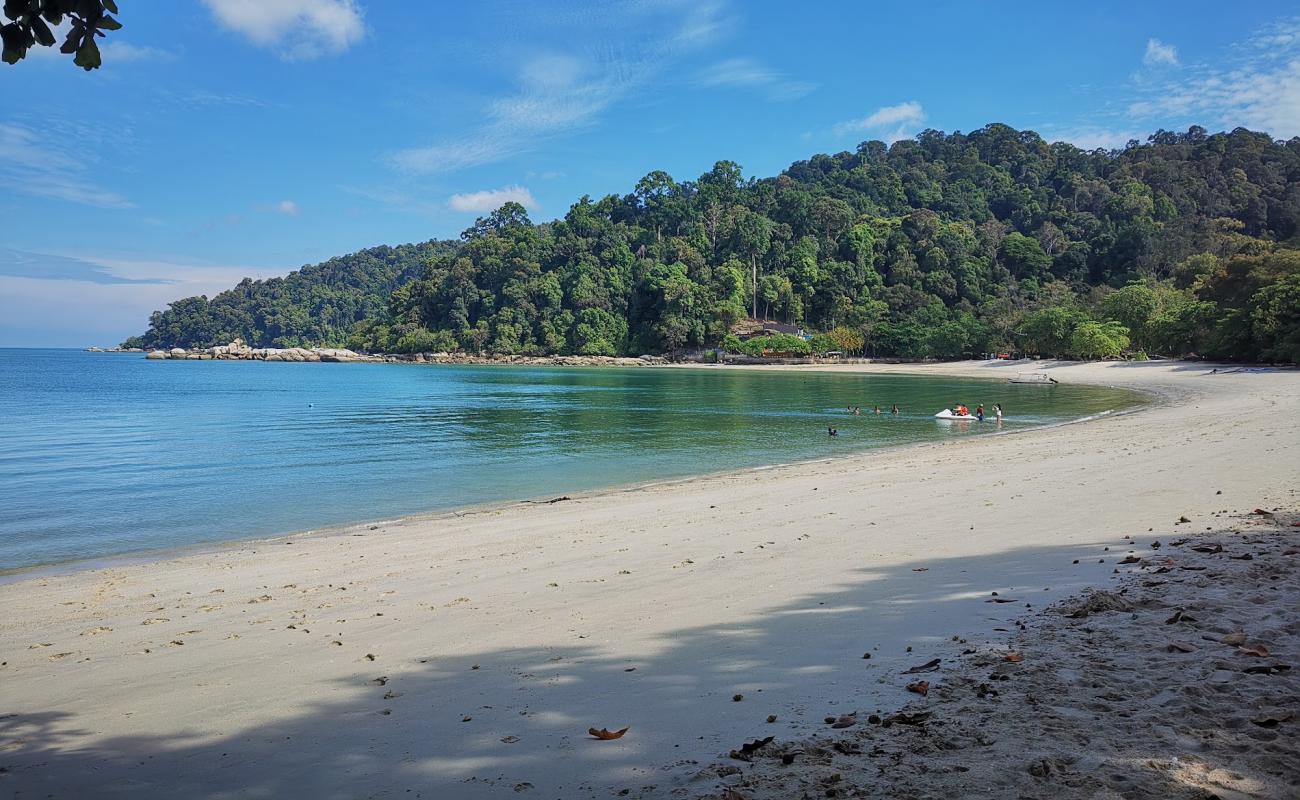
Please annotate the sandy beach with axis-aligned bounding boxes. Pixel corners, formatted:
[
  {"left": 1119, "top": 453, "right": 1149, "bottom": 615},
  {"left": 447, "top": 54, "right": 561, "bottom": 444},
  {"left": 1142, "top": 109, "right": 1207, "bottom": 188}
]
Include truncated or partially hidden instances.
[{"left": 1, "top": 359, "right": 1297, "bottom": 799}]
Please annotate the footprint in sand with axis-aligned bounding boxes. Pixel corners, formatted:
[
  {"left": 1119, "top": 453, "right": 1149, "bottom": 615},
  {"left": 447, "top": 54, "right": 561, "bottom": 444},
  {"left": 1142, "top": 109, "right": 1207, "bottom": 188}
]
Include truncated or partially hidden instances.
[
  {"left": 141, "top": 617, "right": 170, "bottom": 625},
  {"left": 80, "top": 627, "right": 113, "bottom": 636},
  {"left": 48, "top": 652, "right": 73, "bottom": 661}
]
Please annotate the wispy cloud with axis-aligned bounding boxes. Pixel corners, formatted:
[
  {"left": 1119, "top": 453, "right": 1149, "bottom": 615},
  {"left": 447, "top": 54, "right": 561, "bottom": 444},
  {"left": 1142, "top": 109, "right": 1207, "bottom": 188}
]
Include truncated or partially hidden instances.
[
  {"left": 833, "top": 101, "right": 927, "bottom": 143},
  {"left": 201, "top": 0, "right": 365, "bottom": 61},
  {"left": 447, "top": 185, "right": 538, "bottom": 213},
  {"left": 388, "top": 51, "right": 643, "bottom": 175},
  {"left": 0, "top": 249, "right": 172, "bottom": 285},
  {"left": 0, "top": 253, "right": 283, "bottom": 347},
  {"left": 695, "top": 57, "right": 815, "bottom": 101},
  {"left": 272, "top": 199, "right": 301, "bottom": 216},
  {"left": 1044, "top": 127, "right": 1144, "bottom": 151},
  {"left": 1143, "top": 38, "right": 1179, "bottom": 67},
  {"left": 669, "top": 0, "right": 736, "bottom": 48},
  {"left": 0, "top": 122, "right": 134, "bottom": 209},
  {"left": 101, "top": 41, "right": 177, "bottom": 62},
  {"left": 1127, "top": 19, "right": 1300, "bottom": 137},
  {"left": 387, "top": 1, "right": 733, "bottom": 175}
]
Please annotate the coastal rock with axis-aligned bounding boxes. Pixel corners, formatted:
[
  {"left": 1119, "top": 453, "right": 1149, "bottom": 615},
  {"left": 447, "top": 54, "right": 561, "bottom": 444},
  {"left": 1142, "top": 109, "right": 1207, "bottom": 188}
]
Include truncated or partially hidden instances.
[
  {"left": 314, "top": 348, "right": 362, "bottom": 362},
  {"left": 146, "top": 350, "right": 168, "bottom": 359},
  {"left": 169, "top": 348, "right": 187, "bottom": 357}
]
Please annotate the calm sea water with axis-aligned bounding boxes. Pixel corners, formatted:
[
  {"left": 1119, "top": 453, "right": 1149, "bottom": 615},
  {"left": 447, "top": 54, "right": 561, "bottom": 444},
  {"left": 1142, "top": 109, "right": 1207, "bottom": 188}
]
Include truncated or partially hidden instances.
[{"left": 0, "top": 349, "right": 1141, "bottom": 571}]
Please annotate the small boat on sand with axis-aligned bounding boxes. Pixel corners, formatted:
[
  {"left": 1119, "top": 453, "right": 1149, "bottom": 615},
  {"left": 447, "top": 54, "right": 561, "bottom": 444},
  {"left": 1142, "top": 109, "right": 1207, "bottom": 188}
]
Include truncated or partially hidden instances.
[{"left": 1009, "top": 372, "right": 1058, "bottom": 385}]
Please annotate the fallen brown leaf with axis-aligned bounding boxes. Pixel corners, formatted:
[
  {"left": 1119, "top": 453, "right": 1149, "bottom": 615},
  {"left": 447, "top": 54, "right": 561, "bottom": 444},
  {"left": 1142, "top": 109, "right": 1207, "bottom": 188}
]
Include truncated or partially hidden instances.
[
  {"left": 1238, "top": 644, "right": 1271, "bottom": 657},
  {"left": 902, "top": 658, "right": 941, "bottom": 674},
  {"left": 1004, "top": 652, "right": 1024, "bottom": 663},
  {"left": 906, "top": 680, "right": 930, "bottom": 696},
  {"left": 588, "top": 726, "right": 629, "bottom": 740}
]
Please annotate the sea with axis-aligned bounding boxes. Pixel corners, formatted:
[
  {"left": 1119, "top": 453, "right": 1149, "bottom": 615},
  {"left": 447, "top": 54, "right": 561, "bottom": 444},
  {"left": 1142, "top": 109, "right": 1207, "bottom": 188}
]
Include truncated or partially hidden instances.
[{"left": 0, "top": 349, "right": 1142, "bottom": 572}]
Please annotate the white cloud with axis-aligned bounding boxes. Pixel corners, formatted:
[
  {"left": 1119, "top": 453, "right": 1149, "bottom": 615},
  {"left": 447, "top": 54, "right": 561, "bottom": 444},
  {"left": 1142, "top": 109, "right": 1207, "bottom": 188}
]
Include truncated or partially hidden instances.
[
  {"left": 390, "top": 51, "right": 640, "bottom": 174},
  {"left": 695, "top": 57, "right": 815, "bottom": 101},
  {"left": 447, "top": 185, "right": 538, "bottom": 213},
  {"left": 1144, "top": 38, "right": 1179, "bottom": 67},
  {"left": 0, "top": 122, "right": 133, "bottom": 209},
  {"left": 1046, "top": 128, "right": 1143, "bottom": 151},
  {"left": 0, "top": 254, "right": 280, "bottom": 347},
  {"left": 201, "top": 0, "right": 364, "bottom": 60},
  {"left": 1126, "top": 20, "right": 1300, "bottom": 138},
  {"left": 833, "top": 101, "right": 926, "bottom": 143},
  {"left": 101, "top": 42, "right": 176, "bottom": 62},
  {"left": 673, "top": 0, "right": 734, "bottom": 47},
  {"left": 388, "top": 1, "right": 731, "bottom": 176},
  {"left": 273, "top": 199, "right": 300, "bottom": 216}
]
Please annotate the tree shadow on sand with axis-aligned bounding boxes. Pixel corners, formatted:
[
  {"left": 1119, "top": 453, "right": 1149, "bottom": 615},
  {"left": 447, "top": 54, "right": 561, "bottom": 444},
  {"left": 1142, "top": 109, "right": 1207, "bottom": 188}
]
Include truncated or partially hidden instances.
[{"left": 0, "top": 538, "right": 1283, "bottom": 799}]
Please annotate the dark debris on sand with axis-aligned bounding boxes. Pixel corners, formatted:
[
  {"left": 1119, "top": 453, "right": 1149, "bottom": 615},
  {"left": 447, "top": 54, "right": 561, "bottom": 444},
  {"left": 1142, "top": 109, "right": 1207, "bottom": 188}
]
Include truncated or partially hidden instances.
[{"left": 687, "top": 509, "right": 1300, "bottom": 800}]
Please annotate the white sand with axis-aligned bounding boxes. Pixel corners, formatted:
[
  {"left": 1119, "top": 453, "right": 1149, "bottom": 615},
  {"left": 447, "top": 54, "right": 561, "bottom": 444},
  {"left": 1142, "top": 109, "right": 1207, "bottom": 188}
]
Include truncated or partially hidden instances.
[{"left": 0, "top": 360, "right": 1296, "bottom": 799}]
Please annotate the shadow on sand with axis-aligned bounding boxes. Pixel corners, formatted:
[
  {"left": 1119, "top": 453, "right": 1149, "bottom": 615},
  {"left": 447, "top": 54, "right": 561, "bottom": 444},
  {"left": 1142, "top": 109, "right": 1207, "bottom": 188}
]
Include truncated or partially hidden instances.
[{"left": 5, "top": 531, "right": 1272, "bottom": 800}]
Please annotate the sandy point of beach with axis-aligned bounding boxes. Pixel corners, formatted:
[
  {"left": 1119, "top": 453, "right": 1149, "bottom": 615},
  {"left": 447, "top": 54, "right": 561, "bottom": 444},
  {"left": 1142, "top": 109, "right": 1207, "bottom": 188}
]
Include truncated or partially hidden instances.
[{"left": 0, "top": 359, "right": 1296, "bottom": 799}]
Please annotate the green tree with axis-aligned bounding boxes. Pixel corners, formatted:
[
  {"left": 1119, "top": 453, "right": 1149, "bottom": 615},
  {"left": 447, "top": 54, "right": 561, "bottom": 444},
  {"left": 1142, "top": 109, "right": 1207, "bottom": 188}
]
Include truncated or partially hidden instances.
[
  {"left": 2, "top": 0, "right": 121, "bottom": 69},
  {"left": 1018, "top": 307, "right": 1084, "bottom": 357},
  {"left": 1070, "top": 320, "right": 1130, "bottom": 360}
]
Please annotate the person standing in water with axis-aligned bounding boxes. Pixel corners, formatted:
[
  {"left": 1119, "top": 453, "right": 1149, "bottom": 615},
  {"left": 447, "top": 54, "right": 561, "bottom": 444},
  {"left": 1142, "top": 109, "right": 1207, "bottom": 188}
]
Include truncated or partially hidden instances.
[
  {"left": 891, "top": 404, "right": 899, "bottom": 415},
  {"left": 976, "top": 404, "right": 985, "bottom": 422},
  {"left": 994, "top": 403, "right": 1003, "bottom": 421}
]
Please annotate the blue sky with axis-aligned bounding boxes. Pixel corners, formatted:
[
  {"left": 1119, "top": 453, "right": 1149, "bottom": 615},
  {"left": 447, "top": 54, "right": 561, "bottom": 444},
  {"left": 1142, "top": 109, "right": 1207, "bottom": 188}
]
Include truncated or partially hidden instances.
[{"left": 2, "top": 0, "right": 1298, "bottom": 346}]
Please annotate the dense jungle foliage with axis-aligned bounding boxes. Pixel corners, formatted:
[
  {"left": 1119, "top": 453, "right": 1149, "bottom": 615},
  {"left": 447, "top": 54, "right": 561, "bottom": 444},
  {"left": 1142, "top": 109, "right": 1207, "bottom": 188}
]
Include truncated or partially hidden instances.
[{"left": 131, "top": 124, "right": 1300, "bottom": 362}]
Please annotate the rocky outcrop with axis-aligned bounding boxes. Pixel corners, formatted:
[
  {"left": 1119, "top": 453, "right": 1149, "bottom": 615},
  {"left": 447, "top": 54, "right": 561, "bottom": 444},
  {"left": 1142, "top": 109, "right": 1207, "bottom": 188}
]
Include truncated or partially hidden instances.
[{"left": 140, "top": 340, "right": 671, "bottom": 367}]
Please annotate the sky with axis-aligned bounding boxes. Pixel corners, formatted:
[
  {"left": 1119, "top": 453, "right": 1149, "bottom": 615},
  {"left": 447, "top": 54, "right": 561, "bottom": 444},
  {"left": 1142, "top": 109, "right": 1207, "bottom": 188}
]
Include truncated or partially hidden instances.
[{"left": 2, "top": 0, "right": 1299, "bottom": 346}]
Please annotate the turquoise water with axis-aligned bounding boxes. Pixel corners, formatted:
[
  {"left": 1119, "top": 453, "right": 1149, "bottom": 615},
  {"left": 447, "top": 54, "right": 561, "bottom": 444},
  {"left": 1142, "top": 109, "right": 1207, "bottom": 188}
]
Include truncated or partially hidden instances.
[{"left": 0, "top": 349, "right": 1141, "bottom": 571}]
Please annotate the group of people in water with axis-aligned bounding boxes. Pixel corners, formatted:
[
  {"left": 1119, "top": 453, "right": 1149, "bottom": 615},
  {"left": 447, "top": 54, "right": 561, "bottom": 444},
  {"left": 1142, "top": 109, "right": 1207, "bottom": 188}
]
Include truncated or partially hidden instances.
[
  {"left": 947, "top": 402, "right": 1002, "bottom": 422},
  {"left": 845, "top": 404, "right": 901, "bottom": 416},
  {"left": 829, "top": 401, "right": 1002, "bottom": 436}
]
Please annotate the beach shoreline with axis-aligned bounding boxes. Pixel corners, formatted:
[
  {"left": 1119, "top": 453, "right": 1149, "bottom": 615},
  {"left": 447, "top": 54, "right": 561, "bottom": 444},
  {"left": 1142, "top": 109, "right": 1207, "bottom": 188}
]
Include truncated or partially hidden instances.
[
  {"left": 0, "top": 359, "right": 1150, "bottom": 584},
  {"left": 0, "top": 359, "right": 1296, "bottom": 799}
]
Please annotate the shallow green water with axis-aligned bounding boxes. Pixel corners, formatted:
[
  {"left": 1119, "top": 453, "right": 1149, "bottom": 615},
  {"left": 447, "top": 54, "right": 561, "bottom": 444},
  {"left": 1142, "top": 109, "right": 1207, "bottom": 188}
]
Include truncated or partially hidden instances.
[{"left": 0, "top": 350, "right": 1142, "bottom": 570}]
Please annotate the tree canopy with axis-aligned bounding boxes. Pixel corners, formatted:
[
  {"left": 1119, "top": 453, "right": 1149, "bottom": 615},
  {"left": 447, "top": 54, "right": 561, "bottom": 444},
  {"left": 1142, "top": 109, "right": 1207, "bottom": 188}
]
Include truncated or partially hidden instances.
[
  {"left": 132, "top": 124, "right": 1300, "bottom": 363},
  {"left": 2, "top": 0, "right": 121, "bottom": 69}
]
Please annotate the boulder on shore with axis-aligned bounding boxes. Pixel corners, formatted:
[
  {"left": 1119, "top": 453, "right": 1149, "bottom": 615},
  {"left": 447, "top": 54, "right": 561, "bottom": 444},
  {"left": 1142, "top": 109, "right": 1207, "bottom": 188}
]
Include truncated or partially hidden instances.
[{"left": 146, "top": 350, "right": 168, "bottom": 359}]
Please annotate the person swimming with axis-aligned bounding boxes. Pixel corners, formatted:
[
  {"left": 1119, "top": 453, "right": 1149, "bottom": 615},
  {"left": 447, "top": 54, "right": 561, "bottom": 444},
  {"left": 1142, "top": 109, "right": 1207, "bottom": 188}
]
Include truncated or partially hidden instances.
[
  {"left": 891, "top": 404, "right": 899, "bottom": 414},
  {"left": 828, "top": 427, "right": 838, "bottom": 437},
  {"left": 874, "top": 406, "right": 882, "bottom": 414}
]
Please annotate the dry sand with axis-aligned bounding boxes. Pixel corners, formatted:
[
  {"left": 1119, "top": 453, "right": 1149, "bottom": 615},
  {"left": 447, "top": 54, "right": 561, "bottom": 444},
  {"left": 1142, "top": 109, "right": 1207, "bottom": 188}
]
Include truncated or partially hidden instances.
[{"left": 0, "top": 359, "right": 1296, "bottom": 799}]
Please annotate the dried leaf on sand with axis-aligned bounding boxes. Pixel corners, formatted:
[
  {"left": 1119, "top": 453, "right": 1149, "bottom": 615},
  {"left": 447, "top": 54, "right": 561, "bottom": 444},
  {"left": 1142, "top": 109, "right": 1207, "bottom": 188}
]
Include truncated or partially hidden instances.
[{"left": 588, "top": 726, "right": 629, "bottom": 740}]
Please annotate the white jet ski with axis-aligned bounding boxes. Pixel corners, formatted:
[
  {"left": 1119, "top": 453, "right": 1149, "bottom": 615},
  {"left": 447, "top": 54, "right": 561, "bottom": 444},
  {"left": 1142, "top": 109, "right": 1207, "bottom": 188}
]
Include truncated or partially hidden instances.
[{"left": 934, "top": 409, "right": 979, "bottom": 420}]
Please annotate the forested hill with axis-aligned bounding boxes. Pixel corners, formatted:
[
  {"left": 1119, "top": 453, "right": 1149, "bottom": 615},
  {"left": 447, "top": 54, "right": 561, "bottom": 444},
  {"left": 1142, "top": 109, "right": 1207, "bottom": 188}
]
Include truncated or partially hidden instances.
[
  {"left": 132, "top": 124, "right": 1300, "bottom": 362},
  {"left": 125, "top": 240, "right": 458, "bottom": 349}
]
